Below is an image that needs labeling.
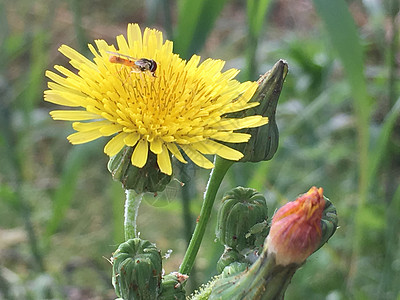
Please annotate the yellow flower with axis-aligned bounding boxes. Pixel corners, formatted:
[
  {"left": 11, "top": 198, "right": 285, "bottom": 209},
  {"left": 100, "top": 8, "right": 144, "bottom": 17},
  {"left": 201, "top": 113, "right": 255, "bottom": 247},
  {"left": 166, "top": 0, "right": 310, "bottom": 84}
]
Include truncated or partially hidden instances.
[
  {"left": 266, "top": 187, "right": 326, "bottom": 266},
  {"left": 44, "top": 24, "right": 268, "bottom": 175}
]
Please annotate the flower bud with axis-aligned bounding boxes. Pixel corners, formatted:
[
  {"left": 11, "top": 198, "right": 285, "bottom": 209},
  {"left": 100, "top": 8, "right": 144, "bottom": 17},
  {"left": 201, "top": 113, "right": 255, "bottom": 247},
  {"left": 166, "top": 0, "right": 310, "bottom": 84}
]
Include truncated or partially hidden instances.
[
  {"left": 158, "top": 272, "right": 188, "bottom": 300},
  {"left": 108, "top": 146, "right": 172, "bottom": 194},
  {"left": 266, "top": 186, "right": 325, "bottom": 266},
  {"left": 111, "top": 238, "right": 162, "bottom": 300},
  {"left": 228, "top": 60, "right": 288, "bottom": 163},
  {"left": 216, "top": 187, "right": 268, "bottom": 250}
]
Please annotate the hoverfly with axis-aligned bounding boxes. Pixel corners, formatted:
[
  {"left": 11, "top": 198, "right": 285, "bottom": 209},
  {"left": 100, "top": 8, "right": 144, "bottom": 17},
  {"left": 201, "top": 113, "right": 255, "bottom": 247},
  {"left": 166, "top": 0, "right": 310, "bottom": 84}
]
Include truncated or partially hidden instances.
[{"left": 106, "top": 51, "right": 157, "bottom": 77}]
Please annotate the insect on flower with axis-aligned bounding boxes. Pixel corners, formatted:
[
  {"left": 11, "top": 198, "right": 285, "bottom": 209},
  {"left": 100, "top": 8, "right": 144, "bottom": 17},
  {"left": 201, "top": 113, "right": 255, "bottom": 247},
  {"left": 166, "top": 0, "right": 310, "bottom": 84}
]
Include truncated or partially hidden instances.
[{"left": 107, "top": 51, "right": 157, "bottom": 77}]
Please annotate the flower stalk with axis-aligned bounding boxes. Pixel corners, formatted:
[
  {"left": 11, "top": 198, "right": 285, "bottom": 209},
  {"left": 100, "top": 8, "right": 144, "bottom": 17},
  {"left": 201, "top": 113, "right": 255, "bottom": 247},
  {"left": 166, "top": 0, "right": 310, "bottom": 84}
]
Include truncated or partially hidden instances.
[
  {"left": 179, "top": 156, "right": 234, "bottom": 275},
  {"left": 124, "top": 190, "right": 143, "bottom": 240}
]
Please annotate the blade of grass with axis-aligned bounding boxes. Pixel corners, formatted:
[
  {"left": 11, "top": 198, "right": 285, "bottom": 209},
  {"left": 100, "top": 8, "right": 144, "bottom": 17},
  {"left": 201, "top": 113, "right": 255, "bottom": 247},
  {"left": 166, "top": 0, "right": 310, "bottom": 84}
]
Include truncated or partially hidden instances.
[
  {"left": 244, "top": 0, "right": 272, "bottom": 80},
  {"left": 247, "top": 0, "right": 271, "bottom": 36},
  {"left": 189, "top": 0, "right": 229, "bottom": 56},
  {"left": 312, "top": 0, "right": 372, "bottom": 286},
  {"left": 68, "top": 0, "right": 88, "bottom": 53},
  {"left": 19, "top": 32, "right": 49, "bottom": 116},
  {"left": 174, "top": 0, "right": 205, "bottom": 58},
  {"left": 174, "top": 0, "right": 228, "bottom": 58}
]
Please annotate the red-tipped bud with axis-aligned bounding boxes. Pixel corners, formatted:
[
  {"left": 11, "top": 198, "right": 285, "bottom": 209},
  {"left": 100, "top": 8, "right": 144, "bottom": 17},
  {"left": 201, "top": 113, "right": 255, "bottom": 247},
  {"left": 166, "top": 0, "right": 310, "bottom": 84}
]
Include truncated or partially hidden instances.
[{"left": 266, "top": 187, "right": 325, "bottom": 266}]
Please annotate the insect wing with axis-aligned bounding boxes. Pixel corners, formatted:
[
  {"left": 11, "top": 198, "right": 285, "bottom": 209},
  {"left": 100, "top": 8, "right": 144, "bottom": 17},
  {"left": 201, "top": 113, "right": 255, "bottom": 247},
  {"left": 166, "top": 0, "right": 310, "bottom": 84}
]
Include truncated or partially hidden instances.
[
  {"left": 142, "top": 179, "right": 183, "bottom": 207},
  {"left": 105, "top": 51, "right": 138, "bottom": 61},
  {"left": 134, "top": 59, "right": 152, "bottom": 71}
]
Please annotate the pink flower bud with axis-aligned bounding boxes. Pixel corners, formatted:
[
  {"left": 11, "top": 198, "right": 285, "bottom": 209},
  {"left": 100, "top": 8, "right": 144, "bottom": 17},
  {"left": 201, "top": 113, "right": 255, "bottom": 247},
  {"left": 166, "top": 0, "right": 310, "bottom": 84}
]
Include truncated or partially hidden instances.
[{"left": 266, "top": 187, "right": 325, "bottom": 266}]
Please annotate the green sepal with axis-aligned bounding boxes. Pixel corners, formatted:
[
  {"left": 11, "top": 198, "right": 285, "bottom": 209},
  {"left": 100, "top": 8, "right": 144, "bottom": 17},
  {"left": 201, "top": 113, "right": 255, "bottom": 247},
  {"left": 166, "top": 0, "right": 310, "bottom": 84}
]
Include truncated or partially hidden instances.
[{"left": 108, "top": 147, "right": 172, "bottom": 194}]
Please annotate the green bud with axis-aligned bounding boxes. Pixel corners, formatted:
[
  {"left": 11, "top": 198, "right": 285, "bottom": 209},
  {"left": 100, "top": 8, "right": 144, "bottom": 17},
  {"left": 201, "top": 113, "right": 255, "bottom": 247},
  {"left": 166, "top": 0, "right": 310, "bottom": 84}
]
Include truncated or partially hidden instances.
[
  {"left": 108, "top": 147, "right": 172, "bottom": 194},
  {"left": 111, "top": 238, "right": 162, "bottom": 300},
  {"left": 158, "top": 272, "right": 188, "bottom": 300},
  {"left": 217, "top": 248, "right": 246, "bottom": 274},
  {"left": 216, "top": 187, "right": 268, "bottom": 250},
  {"left": 229, "top": 60, "right": 288, "bottom": 163}
]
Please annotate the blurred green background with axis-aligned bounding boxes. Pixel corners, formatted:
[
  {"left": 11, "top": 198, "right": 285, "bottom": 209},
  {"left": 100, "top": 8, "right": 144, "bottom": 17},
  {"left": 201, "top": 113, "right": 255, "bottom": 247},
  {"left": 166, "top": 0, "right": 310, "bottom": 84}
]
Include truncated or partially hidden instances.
[{"left": 0, "top": 0, "right": 399, "bottom": 299}]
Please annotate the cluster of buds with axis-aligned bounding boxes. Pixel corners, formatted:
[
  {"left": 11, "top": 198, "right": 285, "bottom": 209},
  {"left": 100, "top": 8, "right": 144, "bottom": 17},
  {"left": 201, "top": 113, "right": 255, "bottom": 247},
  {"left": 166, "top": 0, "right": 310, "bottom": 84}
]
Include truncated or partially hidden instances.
[{"left": 193, "top": 186, "right": 338, "bottom": 299}]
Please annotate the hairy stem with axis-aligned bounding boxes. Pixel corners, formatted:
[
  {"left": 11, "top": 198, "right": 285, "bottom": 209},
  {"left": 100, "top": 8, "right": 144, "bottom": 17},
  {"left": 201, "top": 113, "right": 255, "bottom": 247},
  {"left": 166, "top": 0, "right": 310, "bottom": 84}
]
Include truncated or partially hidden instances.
[{"left": 124, "top": 190, "right": 143, "bottom": 240}]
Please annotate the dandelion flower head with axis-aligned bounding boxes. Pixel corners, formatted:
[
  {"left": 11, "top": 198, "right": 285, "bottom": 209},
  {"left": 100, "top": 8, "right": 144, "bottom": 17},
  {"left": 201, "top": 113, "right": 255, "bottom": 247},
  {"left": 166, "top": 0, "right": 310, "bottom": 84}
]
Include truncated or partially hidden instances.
[{"left": 44, "top": 24, "right": 268, "bottom": 175}]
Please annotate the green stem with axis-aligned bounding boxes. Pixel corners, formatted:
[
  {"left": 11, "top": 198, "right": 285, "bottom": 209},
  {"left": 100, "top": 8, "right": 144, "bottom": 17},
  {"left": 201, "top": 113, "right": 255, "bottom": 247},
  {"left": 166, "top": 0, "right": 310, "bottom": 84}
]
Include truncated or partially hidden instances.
[
  {"left": 179, "top": 157, "right": 234, "bottom": 275},
  {"left": 124, "top": 190, "right": 143, "bottom": 240}
]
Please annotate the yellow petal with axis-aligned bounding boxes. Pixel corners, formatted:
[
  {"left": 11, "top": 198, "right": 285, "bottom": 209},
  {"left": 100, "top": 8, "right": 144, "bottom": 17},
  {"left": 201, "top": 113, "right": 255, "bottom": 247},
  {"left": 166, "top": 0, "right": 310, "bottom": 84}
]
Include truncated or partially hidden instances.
[
  {"left": 150, "top": 138, "right": 163, "bottom": 154},
  {"left": 104, "top": 132, "right": 128, "bottom": 156},
  {"left": 180, "top": 145, "right": 214, "bottom": 169},
  {"left": 67, "top": 130, "right": 103, "bottom": 144},
  {"left": 44, "top": 90, "right": 80, "bottom": 107},
  {"left": 157, "top": 144, "right": 172, "bottom": 175},
  {"left": 210, "top": 132, "right": 251, "bottom": 143},
  {"left": 194, "top": 140, "right": 244, "bottom": 161},
  {"left": 116, "top": 34, "right": 130, "bottom": 54},
  {"left": 99, "top": 123, "right": 123, "bottom": 136},
  {"left": 166, "top": 143, "right": 187, "bottom": 163},
  {"left": 59, "top": 45, "right": 97, "bottom": 70},
  {"left": 72, "top": 120, "right": 111, "bottom": 131},
  {"left": 127, "top": 23, "right": 142, "bottom": 52},
  {"left": 50, "top": 110, "right": 101, "bottom": 121},
  {"left": 124, "top": 133, "right": 140, "bottom": 146},
  {"left": 131, "top": 138, "right": 148, "bottom": 168},
  {"left": 215, "top": 116, "right": 268, "bottom": 130}
]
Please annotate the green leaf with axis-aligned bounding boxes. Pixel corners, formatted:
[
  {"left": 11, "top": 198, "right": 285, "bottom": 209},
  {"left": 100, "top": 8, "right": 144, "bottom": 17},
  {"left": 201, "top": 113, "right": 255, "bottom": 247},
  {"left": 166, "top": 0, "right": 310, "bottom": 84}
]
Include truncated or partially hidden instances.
[{"left": 247, "top": 0, "right": 272, "bottom": 35}]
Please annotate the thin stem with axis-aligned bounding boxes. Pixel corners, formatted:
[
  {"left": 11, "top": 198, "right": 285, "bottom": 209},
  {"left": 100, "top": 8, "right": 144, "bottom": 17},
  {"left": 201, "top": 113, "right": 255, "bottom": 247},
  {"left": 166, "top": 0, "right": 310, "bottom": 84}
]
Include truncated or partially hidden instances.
[
  {"left": 124, "top": 190, "right": 143, "bottom": 240},
  {"left": 179, "top": 157, "right": 234, "bottom": 275}
]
